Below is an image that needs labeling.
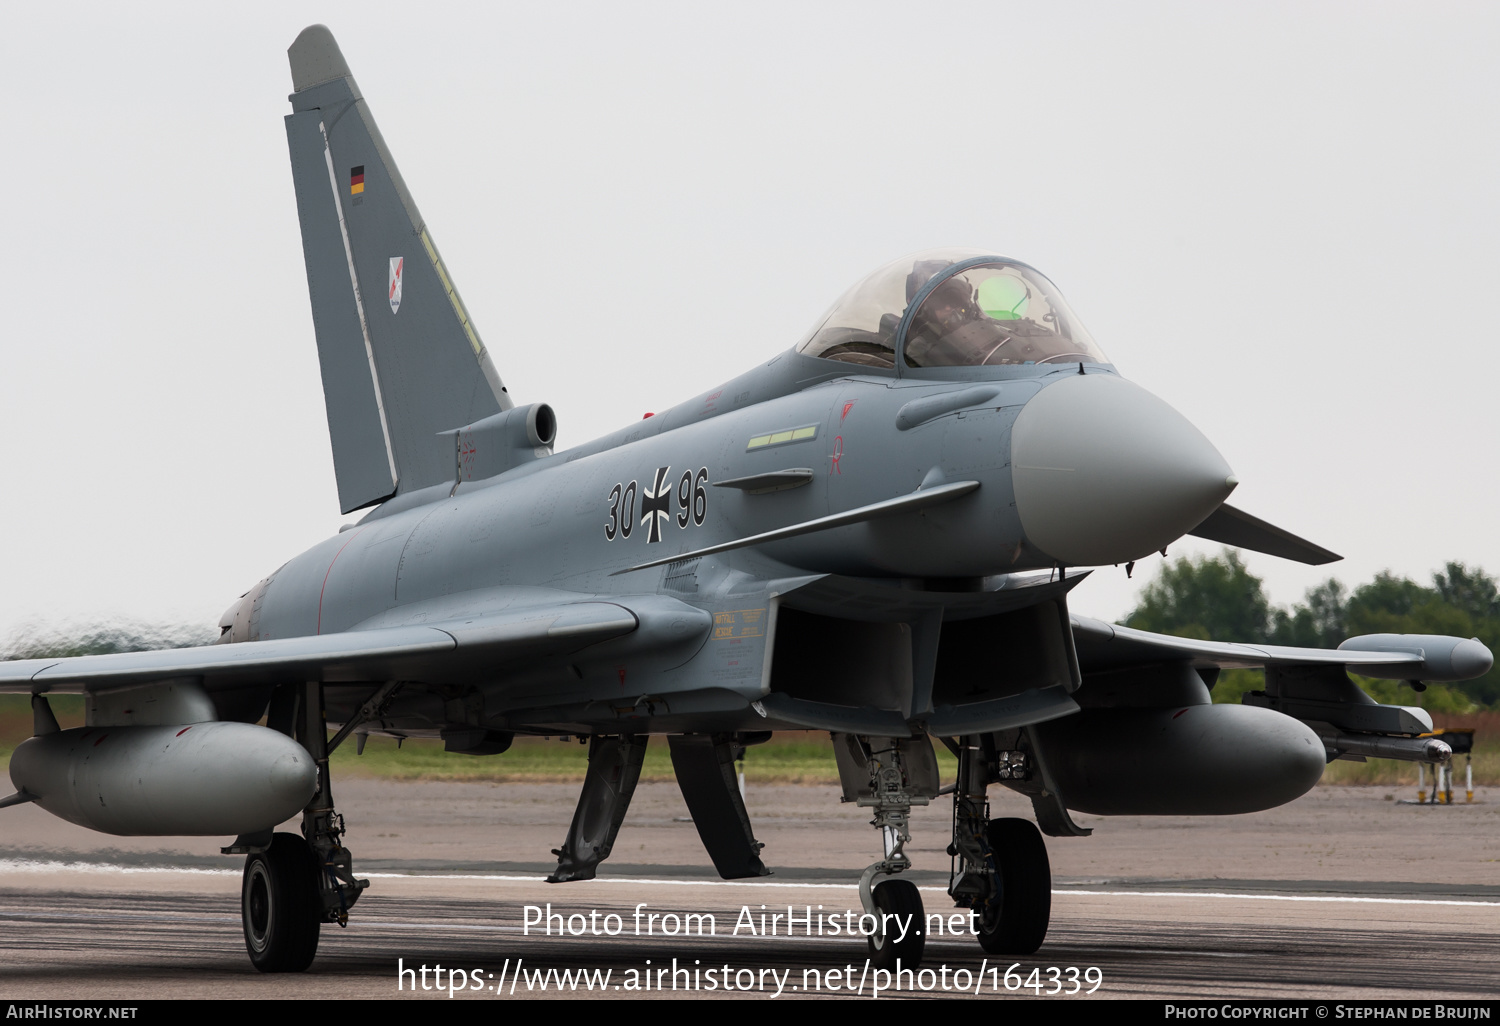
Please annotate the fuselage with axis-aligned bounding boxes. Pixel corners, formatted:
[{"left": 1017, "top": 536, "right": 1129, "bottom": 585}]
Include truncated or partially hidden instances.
[
  {"left": 232, "top": 353, "right": 1231, "bottom": 645},
  {"left": 209, "top": 342, "right": 1236, "bottom": 743}
]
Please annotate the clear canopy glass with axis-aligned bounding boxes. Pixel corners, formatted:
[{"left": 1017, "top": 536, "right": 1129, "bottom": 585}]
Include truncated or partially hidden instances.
[{"left": 796, "top": 249, "right": 1107, "bottom": 370}]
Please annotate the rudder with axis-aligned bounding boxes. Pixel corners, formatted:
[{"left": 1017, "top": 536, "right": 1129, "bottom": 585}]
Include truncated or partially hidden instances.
[{"left": 284, "top": 25, "right": 511, "bottom": 513}]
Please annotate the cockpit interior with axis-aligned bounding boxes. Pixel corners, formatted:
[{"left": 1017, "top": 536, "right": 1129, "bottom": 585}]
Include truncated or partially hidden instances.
[{"left": 796, "top": 249, "right": 1108, "bottom": 370}]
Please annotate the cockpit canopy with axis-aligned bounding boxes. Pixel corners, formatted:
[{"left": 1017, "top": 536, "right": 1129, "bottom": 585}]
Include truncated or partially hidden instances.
[{"left": 796, "top": 249, "right": 1108, "bottom": 370}]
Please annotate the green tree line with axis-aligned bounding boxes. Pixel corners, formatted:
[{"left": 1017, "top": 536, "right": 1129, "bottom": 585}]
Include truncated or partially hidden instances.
[{"left": 1124, "top": 552, "right": 1500, "bottom": 711}]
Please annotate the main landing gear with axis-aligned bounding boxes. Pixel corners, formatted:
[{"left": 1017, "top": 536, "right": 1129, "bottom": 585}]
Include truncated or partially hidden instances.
[
  {"left": 241, "top": 833, "right": 321, "bottom": 972},
  {"left": 232, "top": 681, "right": 376, "bottom": 972},
  {"left": 946, "top": 735, "right": 1052, "bottom": 956}
]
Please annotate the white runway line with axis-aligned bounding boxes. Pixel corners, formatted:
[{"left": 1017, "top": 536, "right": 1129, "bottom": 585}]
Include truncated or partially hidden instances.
[
  {"left": 1052, "top": 888, "right": 1500, "bottom": 909},
  {"left": 375, "top": 873, "right": 1500, "bottom": 908},
  {"left": 3, "top": 859, "right": 1496, "bottom": 908},
  {"left": 0, "top": 858, "right": 237, "bottom": 876}
]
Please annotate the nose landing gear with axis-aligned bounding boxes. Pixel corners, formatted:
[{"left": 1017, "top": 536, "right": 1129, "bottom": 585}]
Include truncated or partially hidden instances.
[
  {"left": 835, "top": 735, "right": 936, "bottom": 970},
  {"left": 837, "top": 731, "right": 1055, "bottom": 970}
]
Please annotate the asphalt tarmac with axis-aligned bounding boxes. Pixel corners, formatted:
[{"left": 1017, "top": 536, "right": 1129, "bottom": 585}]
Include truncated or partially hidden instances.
[{"left": 0, "top": 780, "right": 1496, "bottom": 1000}]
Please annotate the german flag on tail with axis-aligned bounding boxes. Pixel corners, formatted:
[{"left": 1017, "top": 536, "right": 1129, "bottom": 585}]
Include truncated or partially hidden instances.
[{"left": 349, "top": 166, "right": 365, "bottom": 195}]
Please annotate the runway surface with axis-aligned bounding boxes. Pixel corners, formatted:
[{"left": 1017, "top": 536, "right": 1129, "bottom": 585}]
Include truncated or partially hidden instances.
[{"left": 1, "top": 780, "right": 1496, "bottom": 1000}]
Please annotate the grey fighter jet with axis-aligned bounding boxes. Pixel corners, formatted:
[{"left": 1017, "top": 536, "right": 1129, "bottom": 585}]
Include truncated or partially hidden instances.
[{"left": 3, "top": 25, "right": 1491, "bottom": 975}]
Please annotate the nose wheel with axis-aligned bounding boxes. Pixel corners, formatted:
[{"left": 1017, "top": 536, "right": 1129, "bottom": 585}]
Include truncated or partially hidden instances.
[
  {"left": 241, "top": 832, "right": 321, "bottom": 972},
  {"left": 867, "top": 878, "right": 926, "bottom": 970}
]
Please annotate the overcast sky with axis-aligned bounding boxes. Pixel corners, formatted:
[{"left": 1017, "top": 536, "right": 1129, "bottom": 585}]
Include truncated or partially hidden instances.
[{"left": 1, "top": 2, "right": 1496, "bottom": 642}]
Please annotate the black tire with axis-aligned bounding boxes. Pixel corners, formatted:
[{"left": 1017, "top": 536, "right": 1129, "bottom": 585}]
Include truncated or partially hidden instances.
[
  {"left": 242, "top": 832, "right": 322, "bottom": 972},
  {"left": 866, "top": 878, "right": 926, "bottom": 970},
  {"left": 977, "top": 817, "right": 1051, "bottom": 955}
]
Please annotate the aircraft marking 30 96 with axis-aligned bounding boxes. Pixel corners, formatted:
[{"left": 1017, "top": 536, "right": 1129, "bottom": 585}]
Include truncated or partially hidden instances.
[{"left": 605, "top": 466, "right": 709, "bottom": 542}]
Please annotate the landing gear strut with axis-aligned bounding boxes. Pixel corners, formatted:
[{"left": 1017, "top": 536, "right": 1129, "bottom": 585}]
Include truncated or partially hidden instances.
[
  {"left": 298, "top": 682, "right": 370, "bottom": 926},
  {"left": 946, "top": 734, "right": 1051, "bottom": 954},
  {"left": 837, "top": 735, "right": 933, "bottom": 970},
  {"left": 235, "top": 681, "right": 372, "bottom": 972}
]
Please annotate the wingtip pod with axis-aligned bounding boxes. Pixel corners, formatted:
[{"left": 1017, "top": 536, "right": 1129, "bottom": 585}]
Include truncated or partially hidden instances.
[
  {"left": 1337, "top": 634, "right": 1495, "bottom": 681},
  {"left": 1454, "top": 637, "right": 1494, "bottom": 678},
  {"left": 288, "top": 24, "right": 352, "bottom": 92}
]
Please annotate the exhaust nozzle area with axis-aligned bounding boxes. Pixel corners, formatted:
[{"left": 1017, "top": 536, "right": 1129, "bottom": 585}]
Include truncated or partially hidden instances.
[{"left": 10, "top": 722, "right": 317, "bottom": 836}]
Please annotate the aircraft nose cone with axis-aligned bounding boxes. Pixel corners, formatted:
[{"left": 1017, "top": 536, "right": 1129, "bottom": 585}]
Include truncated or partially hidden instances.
[{"left": 1011, "top": 374, "right": 1236, "bottom": 566}]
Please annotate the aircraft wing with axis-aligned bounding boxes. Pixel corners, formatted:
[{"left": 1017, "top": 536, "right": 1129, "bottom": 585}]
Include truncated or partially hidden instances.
[
  {"left": 1070, "top": 615, "right": 1493, "bottom": 681},
  {"left": 0, "top": 599, "right": 643, "bottom": 694}
]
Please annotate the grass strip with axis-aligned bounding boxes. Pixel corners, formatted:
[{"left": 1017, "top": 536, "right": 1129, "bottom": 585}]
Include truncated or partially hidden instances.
[
  {"left": 1, "top": 699, "right": 1495, "bottom": 788},
  {"left": 330, "top": 734, "right": 860, "bottom": 784}
]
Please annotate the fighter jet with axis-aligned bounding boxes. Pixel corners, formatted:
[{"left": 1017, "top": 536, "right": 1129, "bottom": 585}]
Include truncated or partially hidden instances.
[{"left": 2, "top": 25, "right": 1490, "bottom": 974}]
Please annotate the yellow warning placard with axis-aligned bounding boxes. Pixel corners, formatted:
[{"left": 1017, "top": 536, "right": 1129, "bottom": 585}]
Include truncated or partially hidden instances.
[{"left": 712, "top": 608, "right": 766, "bottom": 641}]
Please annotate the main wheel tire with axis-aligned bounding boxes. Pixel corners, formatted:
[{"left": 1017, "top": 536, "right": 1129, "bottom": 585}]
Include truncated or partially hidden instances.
[
  {"left": 242, "top": 832, "right": 322, "bottom": 973},
  {"left": 866, "top": 878, "right": 926, "bottom": 971},
  {"left": 977, "top": 817, "right": 1051, "bottom": 955}
]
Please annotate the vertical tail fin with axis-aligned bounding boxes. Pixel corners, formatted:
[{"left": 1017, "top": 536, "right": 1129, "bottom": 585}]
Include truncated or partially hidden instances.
[{"left": 284, "top": 25, "right": 512, "bottom": 513}]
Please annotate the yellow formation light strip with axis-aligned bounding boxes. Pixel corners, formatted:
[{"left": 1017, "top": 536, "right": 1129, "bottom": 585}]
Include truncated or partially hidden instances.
[
  {"left": 421, "top": 228, "right": 486, "bottom": 358},
  {"left": 747, "top": 424, "right": 818, "bottom": 451}
]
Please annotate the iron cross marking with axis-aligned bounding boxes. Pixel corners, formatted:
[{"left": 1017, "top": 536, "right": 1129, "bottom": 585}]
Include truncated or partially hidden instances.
[{"left": 641, "top": 466, "right": 673, "bottom": 543}]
